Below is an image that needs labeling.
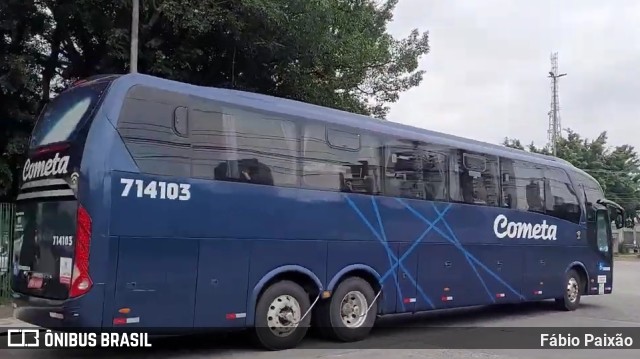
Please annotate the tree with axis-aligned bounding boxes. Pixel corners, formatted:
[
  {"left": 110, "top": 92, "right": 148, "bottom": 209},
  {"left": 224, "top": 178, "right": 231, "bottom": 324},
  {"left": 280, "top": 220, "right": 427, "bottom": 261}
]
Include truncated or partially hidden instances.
[
  {"left": 0, "top": 0, "right": 45, "bottom": 200},
  {"left": 504, "top": 130, "right": 640, "bottom": 224},
  {"left": 32, "top": 0, "right": 428, "bottom": 118},
  {"left": 0, "top": 0, "right": 430, "bottom": 198}
]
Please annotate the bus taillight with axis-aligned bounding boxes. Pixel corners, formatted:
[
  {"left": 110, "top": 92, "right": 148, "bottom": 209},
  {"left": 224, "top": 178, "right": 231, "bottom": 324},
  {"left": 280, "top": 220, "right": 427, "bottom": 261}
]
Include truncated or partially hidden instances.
[
  {"left": 32, "top": 142, "right": 70, "bottom": 156},
  {"left": 70, "top": 204, "right": 93, "bottom": 298}
]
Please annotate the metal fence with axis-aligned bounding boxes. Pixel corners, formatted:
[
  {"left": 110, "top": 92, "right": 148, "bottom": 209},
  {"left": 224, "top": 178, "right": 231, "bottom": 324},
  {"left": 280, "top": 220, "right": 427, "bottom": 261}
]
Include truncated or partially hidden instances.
[{"left": 0, "top": 203, "right": 15, "bottom": 302}]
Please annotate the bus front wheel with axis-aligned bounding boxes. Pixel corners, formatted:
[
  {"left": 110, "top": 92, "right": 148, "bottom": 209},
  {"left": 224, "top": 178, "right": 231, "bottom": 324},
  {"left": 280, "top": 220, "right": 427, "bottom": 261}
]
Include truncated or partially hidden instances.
[
  {"left": 555, "top": 269, "right": 583, "bottom": 311},
  {"left": 316, "top": 276, "right": 377, "bottom": 342},
  {"left": 254, "top": 280, "right": 311, "bottom": 350}
]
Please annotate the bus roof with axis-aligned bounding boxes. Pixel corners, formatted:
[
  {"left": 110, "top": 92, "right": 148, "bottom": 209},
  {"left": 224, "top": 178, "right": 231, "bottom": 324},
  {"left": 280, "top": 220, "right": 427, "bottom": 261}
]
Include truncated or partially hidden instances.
[{"left": 106, "top": 73, "right": 596, "bottom": 182}]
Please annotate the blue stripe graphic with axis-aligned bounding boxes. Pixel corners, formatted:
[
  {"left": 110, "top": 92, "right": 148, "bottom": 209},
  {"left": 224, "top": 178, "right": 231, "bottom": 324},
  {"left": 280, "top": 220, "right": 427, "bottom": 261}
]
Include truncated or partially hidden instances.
[
  {"left": 370, "top": 197, "right": 405, "bottom": 311},
  {"left": 343, "top": 196, "right": 435, "bottom": 309},
  {"left": 398, "top": 199, "right": 525, "bottom": 300},
  {"left": 431, "top": 203, "right": 495, "bottom": 303}
]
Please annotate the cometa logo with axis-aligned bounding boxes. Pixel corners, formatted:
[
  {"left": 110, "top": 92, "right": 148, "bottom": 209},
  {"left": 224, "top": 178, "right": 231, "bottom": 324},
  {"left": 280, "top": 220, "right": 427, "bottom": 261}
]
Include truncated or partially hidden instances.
[
  {"left": 22, "top": 153, "right": 70, "bottom": 181},
  {"left": 493, "top": 214, "right": 557, "bottom": 240}
]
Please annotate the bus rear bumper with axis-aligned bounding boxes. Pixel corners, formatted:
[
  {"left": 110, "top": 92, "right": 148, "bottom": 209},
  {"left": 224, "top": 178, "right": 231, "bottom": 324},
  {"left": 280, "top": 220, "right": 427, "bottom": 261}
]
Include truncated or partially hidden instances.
[{"left": 12, "top": 291, "right": 102, "bottom": 329}]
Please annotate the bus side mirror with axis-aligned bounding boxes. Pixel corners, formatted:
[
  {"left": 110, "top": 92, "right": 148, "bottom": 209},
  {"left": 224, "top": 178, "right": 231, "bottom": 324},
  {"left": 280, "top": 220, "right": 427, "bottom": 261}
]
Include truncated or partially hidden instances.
[{"left": 614, "top": 214, "right": 624, "bottom": 229}]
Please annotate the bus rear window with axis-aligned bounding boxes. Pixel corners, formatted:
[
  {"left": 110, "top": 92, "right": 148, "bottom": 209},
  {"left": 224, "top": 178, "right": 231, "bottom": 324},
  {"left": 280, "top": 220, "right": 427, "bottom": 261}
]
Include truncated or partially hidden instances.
[{"left": 29, "top": 81, "right": 110, "bottom": 149}]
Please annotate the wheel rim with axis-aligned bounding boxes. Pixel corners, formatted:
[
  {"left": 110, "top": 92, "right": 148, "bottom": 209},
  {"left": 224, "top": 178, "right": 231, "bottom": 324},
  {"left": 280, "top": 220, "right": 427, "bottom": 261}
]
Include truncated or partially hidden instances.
[
  {"left": 340, "top": 290, "right": 368, "bottom": 328},
  {"left": 266, "top": 294, "right": 301, "bottom": 337},
  {"left": 567, "top": 277, "right": 579, "bottom": 303}
]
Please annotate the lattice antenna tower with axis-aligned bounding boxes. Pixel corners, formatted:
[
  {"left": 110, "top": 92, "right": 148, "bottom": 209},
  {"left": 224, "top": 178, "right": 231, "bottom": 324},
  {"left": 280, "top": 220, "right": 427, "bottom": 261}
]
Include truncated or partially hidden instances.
[{"left": 548, "top": 52, "right": 566, "bottom": 156}]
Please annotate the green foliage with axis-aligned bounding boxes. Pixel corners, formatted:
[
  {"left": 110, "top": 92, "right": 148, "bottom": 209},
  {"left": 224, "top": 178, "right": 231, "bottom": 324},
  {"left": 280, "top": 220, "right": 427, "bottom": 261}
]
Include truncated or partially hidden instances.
[
  {"left": 30, "top": 0, "right": 428, "bottom": 117},
  {"left": 504, "top": 130, "right": 640, "bottom": 224},
  {"left": 0, "top": 0, "right": 430, "bottom": 199},
  {"left": 0, "top": 0, "right": 44, "bottom": 199}
]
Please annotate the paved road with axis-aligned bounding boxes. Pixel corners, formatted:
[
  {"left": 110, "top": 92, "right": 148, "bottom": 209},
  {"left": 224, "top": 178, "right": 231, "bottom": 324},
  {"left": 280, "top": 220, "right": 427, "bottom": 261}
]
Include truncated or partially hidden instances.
[{"left": 1, "top": 260, "right": 639, "bottom": 358}]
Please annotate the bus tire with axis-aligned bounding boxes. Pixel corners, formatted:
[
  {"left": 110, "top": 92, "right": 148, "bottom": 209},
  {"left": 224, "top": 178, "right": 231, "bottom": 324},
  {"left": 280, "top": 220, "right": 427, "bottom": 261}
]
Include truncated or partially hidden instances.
[
  {"left": 555, "top": 269, "right": 582, "bottom": 311},
  {"left": 316, "top": 276, "right": 377, "bottom": 342},
  {"left": 253, "top": 280, "right": 311, "bottom": 350}
]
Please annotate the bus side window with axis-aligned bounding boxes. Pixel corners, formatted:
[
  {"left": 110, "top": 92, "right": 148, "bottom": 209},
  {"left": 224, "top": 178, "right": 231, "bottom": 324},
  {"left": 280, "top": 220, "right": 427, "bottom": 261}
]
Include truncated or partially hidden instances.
[
  {"left": 452, "top": 151, "right": 500, "bottom": 206},
  {"left": 511, "top": 160, "right": 545, "bottom": 214},
  {"left": 301, "top": 124, "right": 382, "bottom": 195},
  {"left": 542, "top": 166, "right": 581, "bottom": 224},
  {"left": 190, "top": 106, "right": 297, "bottom": 187},
  {"left": 500, "top": 158, "right": 517, "bottom": 208},
  {"left": 231, "top": 110, "right": 297, "bottom": 187},
  {"left": 573, "top": 172, "right": 605, "bottom": 207},
  {"left": 421, "top": 151, "right": 448, "bottom": 201},
  {"left": 384, "top": 147, "right": 447, "bottom": 201},
  {"left": 116, "top": 86, "right": 191, "bottom": 178}
]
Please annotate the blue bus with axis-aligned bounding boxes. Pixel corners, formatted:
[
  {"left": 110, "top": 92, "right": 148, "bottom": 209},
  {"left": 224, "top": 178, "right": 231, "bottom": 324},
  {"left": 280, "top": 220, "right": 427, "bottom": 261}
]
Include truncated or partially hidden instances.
[{"left": 11, "top": 74, "right": 625, "bottom": 350}]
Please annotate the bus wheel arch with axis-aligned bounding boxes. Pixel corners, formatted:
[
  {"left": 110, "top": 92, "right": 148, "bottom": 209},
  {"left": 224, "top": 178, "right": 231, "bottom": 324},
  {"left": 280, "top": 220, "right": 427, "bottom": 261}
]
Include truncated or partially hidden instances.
[
  {"left": 327, "top": 265, "right": 382, "bottom": 297},
  {"left": 249, "top": 265, "right": 323, "bottom": 326},
  {"left": 565, "top": 262, "right": 589, "bottom": 294},
  {"left": 573, "top": 264, "right": 589, "bottom": 294}
]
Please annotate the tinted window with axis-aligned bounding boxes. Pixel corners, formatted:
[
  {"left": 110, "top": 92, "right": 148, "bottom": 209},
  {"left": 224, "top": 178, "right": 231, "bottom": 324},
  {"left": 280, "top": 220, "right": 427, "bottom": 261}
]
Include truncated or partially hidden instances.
[
  {"left": 12, "top": 200, "right": 77, "bottom": 300},
  {"left": 543, "top": 166, "right": 581, "bottom": 223},
  {"left": 30, "top": 81, "right": 109, "bottom": 148},
  {"left": 385, "top": 144, "right": 448, "bottom": 201},
  {"left": 190, "top": 108, "right": 227, "bottom": 179},
  {"left": 327, "top": 128, "right": 360, "bottom": 150},
  {"left": 585, "top": 182, "right": 605, "bottom": 204},
  {"left": 451, "top": 151, "right": 500, "bottom": 206},
  {"left": 232, "top": 109, "right": 298, "bottom": 186},
  {"left": 596, "top": 210, "right": 610, "bottom": 253},
  {"left": 302, "top": 124, "right": 381, "bottom": 194},
  {"left": 500, "top": 159, "right": 545, "bottom": 213},
  {"left": 191, "top": 106, "right": 298, "bottom": 187},
  {"left": 117, "top": 87, "right": 192, "bottom": 177},
  {"left": 572, "top": 171, "right": 604, "bottom": 206}
]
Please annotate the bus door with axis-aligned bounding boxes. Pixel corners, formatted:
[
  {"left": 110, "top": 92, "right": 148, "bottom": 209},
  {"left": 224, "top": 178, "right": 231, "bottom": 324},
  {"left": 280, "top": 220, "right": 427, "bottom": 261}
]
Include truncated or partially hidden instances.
[{"left": 587, "top": 203, "right": 621, "bottom": 294}]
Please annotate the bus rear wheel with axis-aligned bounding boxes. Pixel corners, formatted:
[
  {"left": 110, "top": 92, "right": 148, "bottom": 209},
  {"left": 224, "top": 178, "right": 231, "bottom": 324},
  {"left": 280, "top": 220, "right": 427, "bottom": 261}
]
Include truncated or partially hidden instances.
[
  {"left": 316, "top": 276, "right": 377, "bottom": 342},
  {"left": 555, "top": 269, "right": 583, "bottom": 311},
  {"left": 254, "top": 280, "right": 311, "bottom": 350}
]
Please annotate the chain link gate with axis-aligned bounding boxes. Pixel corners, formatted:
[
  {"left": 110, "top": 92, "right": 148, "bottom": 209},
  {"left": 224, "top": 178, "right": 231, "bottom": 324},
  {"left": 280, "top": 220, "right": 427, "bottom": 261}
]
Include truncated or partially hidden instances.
[{"left": 0, "top": 203, "right": 15, "bottom": 302}]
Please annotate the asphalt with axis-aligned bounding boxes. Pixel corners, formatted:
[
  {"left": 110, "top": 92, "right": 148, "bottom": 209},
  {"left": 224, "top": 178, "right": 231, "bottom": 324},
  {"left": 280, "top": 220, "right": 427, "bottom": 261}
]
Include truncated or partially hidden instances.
[{"left": 1, "top": 259, "right": 639, "bottom": 358}]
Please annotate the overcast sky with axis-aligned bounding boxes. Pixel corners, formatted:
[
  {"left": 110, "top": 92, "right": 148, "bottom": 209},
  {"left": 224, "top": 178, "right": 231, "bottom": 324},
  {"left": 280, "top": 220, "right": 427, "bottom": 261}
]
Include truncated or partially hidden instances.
[{"left": 386, "top": 0, "right": 640, "bottom": 150}]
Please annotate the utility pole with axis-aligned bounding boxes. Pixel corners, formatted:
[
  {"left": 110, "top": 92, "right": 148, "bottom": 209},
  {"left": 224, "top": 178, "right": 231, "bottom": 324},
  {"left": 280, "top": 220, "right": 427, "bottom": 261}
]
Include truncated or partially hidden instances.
[
  {"left": 130, "top": 0, "right": 139, "bottom": 73},
  {"left": 547, "top": 52, "right": 566, "bottom": 156}
]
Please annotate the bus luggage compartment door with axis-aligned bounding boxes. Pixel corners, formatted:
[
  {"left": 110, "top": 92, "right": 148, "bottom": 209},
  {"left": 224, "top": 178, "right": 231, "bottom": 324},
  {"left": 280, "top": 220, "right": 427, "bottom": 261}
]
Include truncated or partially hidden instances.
[{"left": 113, "top": 236, "right": 198, "bottom": 328}]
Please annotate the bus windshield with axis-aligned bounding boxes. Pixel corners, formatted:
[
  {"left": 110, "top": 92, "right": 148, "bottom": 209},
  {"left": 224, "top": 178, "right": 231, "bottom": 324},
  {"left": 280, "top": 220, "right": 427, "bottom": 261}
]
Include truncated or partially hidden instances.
[{"left": 29, "top": 81, "right": 109, "bottom": 149}]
